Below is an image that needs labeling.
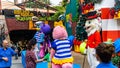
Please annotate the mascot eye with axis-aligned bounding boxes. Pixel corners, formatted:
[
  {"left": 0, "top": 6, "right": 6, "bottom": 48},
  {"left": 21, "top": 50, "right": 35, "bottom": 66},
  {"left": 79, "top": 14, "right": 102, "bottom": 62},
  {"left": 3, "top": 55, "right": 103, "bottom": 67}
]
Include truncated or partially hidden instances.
[{"left": 89, "top": 21, "right": 91, "bottom": 24}]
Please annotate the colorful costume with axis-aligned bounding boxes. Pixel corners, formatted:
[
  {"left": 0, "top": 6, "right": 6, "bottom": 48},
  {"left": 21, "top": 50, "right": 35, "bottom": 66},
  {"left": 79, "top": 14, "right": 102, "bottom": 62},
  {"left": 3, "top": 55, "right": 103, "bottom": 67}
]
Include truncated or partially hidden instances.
[
  {"left": 51, "top": 26, "right": 73, "bottom": 68},
  {"left": 39, "top": 45, "right": 45, "bottom": 58},
  {"left": 85, "top": 18, "right": 101, "bottom": 68}
]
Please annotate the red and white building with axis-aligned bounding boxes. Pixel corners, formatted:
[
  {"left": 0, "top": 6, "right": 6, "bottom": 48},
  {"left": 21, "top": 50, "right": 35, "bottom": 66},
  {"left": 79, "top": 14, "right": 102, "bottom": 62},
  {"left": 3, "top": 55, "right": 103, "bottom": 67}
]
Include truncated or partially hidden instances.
[{"left": 95, "top": 0, "right": 120, "bottom": 41}]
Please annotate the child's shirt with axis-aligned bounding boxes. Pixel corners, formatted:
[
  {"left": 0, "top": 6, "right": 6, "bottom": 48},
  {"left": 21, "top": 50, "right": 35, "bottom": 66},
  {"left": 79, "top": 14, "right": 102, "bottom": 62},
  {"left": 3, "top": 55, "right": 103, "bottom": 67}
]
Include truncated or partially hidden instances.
[{"left": 97, "top": 62, "right": 117, "bottom": 68}]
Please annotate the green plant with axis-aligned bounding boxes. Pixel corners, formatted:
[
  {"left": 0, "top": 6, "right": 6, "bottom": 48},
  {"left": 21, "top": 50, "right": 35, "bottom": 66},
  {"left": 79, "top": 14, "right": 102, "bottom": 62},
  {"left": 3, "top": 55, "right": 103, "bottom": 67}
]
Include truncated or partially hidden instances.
[{"left": 112, "top": 52, "right": 120, "bottom": 67}]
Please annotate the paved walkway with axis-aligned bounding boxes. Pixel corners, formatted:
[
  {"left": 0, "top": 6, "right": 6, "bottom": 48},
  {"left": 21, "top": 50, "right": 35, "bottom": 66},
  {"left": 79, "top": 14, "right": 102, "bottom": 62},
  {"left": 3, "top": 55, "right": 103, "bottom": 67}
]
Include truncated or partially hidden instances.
[{"left": 11, "top": 57, "right": 23, "bottom": 68}]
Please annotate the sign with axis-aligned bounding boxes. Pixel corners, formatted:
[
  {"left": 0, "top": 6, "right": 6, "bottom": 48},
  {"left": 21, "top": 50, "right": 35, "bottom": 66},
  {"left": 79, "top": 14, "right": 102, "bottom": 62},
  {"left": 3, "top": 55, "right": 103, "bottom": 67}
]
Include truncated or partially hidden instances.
[
  {"left": 14, "top": 10, "right": 34, "bottom": 17},
  {"left": 14, "top": 10, "right": 35, "bottom": 21}
]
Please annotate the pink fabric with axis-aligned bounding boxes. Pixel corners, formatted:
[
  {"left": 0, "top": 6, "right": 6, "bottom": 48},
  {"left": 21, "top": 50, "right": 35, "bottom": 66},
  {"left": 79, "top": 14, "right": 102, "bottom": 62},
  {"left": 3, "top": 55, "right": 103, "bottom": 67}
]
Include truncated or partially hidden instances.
[
  {"left": 62, "top": 63, "right": 73, "bottom": 68},
  {"left": 39, "top": 45, "right": 45, "bottom": 58},
  {"left": 52, "top": 26, "right": 68, "bottom": 39},
  {"left": 52, "top": 63, "right": 61, "bottom": 68},
  {"left": 52, "top": 63, "right": 72, "bottom": 68},
  {"left": 50, "top": 49, "right": 55, "bottom": 59}
]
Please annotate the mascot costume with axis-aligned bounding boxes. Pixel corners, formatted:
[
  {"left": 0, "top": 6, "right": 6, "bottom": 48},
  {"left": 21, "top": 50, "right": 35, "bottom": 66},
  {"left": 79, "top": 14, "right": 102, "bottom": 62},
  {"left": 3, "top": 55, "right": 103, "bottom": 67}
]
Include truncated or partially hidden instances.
[
  {"left": 51, "top": 26, "right": 73, "bottom": 68},
  {"left": 85, "top": 11, "right": 101, "bottom": 68}
]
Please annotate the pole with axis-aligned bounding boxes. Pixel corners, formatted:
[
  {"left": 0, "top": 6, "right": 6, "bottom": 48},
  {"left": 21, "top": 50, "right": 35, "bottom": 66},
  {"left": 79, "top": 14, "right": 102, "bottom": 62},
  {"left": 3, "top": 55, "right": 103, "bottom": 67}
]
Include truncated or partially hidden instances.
[
  {"left": 46, "top": 0, "right": 49, "bottom": 20},
  {"left": 0, "top": 0, "right": 2, "bottom": 15}
]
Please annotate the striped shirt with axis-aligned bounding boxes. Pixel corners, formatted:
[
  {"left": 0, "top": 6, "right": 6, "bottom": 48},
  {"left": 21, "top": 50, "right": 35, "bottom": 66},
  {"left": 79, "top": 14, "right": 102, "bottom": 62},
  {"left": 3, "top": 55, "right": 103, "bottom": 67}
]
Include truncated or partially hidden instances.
[
  {"left": 34, "top": 31, "right": 45, "bottom": 43},
  {"left": 52, "top": 39, "right": 72, "bottom": 59}
]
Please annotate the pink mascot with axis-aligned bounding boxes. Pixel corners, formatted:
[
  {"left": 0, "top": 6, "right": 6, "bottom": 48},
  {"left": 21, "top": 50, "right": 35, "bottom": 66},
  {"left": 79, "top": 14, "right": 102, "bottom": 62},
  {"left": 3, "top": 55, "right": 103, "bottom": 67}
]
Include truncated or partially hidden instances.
[{"left": 51, "top": 26, "right": 73, "bottom": 68}]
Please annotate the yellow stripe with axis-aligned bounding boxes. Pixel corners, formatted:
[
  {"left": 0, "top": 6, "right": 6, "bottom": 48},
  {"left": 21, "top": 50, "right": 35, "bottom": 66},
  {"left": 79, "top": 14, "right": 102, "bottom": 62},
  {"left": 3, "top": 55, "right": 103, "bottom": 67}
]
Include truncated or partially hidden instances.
[{"left": 52, "top": 57, "right": 73, "bottom": 65}]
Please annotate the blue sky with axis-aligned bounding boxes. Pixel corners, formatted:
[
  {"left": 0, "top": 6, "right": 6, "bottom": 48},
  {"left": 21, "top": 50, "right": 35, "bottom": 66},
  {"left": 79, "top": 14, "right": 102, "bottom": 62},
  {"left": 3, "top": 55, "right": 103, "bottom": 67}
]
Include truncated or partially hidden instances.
[{"left": 7, "top": 0, "right": 62, "bottom": 6}]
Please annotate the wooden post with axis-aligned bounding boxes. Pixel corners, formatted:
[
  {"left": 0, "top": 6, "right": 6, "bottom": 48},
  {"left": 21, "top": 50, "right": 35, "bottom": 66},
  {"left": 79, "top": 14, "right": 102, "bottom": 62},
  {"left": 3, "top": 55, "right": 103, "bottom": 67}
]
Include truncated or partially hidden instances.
[{"left": 0, "top": 0, "right": 2, "bottom": 15}]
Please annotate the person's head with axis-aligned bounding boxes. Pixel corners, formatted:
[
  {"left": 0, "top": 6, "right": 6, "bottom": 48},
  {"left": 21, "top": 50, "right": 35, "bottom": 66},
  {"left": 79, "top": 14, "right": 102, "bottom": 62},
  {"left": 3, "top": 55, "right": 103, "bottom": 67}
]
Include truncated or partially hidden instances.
[
  {"left": 2, "top": 40, "right": 9, "bottom": 48},
  {"left": 40, "top": 42, "right": 43, "bottom": 46},
  {"left": 95, "top": 42, "right": 115, "bottom": 63},
  {"left": 26, "top": 38, "right": 36, "bottom": 50}
]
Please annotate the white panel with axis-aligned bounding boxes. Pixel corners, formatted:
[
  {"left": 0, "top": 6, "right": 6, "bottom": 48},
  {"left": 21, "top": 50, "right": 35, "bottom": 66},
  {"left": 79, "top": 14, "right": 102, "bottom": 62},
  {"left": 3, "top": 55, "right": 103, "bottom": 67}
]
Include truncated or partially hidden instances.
[
  {"left": 102, "top": 19, "right": 120, "bottom": 31},
  {"left": 95, "top": 0, "right": 115, "bottom": 10}
]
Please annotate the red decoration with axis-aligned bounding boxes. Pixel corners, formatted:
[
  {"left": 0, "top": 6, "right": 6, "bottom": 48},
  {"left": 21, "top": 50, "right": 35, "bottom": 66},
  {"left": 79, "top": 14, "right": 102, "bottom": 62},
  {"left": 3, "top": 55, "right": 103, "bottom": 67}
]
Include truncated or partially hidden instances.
[{"left": 118, "top": 52, "right": 120, "bottom": 56}]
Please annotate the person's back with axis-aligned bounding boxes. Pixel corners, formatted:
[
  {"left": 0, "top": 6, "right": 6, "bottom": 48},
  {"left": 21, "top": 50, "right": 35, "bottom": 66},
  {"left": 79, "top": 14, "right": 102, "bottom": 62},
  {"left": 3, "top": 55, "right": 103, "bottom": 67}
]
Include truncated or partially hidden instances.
[
  {"left": 96, "top": 43, "right": 117, "bottom": 68},
  {"left": 97, "top": 62, "right": 117, "bottom": 68},
  {"left": 95, "top": 43, "right": 117, "bottom": 68}
]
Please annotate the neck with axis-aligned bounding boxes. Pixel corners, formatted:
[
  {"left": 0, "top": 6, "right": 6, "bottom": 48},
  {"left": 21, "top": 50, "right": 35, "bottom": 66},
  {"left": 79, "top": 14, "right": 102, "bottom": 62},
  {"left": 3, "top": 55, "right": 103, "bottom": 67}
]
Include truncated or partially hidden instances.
[{"left": 3, "top": 47, "right": 7, "bottom": 50}]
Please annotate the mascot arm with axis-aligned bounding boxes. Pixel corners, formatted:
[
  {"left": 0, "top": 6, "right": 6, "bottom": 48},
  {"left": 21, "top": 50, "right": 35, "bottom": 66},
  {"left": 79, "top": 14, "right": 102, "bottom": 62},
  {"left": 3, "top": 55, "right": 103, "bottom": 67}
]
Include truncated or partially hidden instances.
[
  {"left": 50, "top": 48, "right": 55, "bottom": 60},
  {"left": 94, "top": 31, "right": 101, "bottom": 47},
  {"left": 50, "top": 41, "right": 56, "bottom": 59},
  {"left": 51, "top": 41, "right": 56, "bottom": 50}
]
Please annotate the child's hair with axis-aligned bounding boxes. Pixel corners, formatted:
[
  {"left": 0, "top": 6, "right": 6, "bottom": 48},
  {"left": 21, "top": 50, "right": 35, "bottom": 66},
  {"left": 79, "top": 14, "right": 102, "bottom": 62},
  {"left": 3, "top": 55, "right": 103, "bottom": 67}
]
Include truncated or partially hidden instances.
[
  {"left": 40, "top": 42, "right": 43, "bottom": 45},
  {"left": 27, "top": 38, "right": 36, "bottom": 50},
  {"left": 95, "top": 42, "right": 115, "bottom": 63}
]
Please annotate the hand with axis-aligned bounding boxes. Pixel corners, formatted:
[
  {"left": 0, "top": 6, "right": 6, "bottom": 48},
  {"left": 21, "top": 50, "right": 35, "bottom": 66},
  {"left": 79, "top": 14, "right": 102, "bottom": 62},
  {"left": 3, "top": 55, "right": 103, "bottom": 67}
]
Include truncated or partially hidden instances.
[
  {"left": 15, "top": 49, "right": 18, "bottom": 53},
  {"left": 2, "top": 57, "right": 8, "bottom": 61}
]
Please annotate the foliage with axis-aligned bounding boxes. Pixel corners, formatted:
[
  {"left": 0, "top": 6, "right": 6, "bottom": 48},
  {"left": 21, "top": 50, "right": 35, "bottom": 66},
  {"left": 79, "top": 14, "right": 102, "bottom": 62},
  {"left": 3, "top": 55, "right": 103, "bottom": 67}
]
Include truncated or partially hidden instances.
[
  {"left": 112, "top": 52, "right": 120, "bottom": 67},
  {"left": 76, "top": 15, "right": 88, "bottom": 41},
  {"left": 84, "top": 0, "right": 102, "bottom": 4},
  {"left": 50, "top": 6, "right": 65, "bottom": 21}
]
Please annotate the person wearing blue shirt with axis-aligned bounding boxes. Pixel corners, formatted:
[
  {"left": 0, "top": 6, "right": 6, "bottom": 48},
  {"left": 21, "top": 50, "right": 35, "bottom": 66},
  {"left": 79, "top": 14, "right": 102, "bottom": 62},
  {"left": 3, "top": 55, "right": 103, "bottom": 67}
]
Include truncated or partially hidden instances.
[
  {"left": 95, "top": 42, "right": 117, "bottom": 68},
  {"left": 0, "top": 40, "right": 17, "bottom": 68}
]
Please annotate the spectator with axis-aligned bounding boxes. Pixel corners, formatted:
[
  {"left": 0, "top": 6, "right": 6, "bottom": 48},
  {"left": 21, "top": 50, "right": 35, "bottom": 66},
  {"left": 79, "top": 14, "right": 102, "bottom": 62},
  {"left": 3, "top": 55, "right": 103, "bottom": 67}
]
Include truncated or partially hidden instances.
[
  {"left": 95, "top": 42, "right": 117, "bottom": 68},
  {"left": 25, "top": 38, "right": 42, "bottom": 68},
  {"left": 11, "top": 43, "right": 18, "bottom": 60},
  {"left": 0, "top": 39, "right": 17, "bottom": 68}
]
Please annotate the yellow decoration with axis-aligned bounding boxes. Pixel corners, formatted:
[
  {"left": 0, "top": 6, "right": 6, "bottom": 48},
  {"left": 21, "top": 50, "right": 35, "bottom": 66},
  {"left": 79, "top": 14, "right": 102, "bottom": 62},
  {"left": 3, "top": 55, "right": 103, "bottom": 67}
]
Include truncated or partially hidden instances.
[
  {"left": 54, "top": 21, "right": 65, "bottom": 28},
  {"left": 14, "top": 10, "right": 34, "bottom": 17},
  {"left": 52, "top": 57, "right": 73, "bottom": 65},
  {"left": 76, "top": 45, "right": 80, "bottom": 52},
  {"left": 45, "top": 21, "right": 48, "bottom": 24},
  {"left": 29, "top": 20, "right": 40, "bottom": 30},
  {"left": 79, "top": 41, "right": 87, "bottom": 54},
  {"left": 48, "top": 62, "right": 51, "bottom": 68},
  {"left": 114, "top": 11, "right": 120, "bottom": 19}
]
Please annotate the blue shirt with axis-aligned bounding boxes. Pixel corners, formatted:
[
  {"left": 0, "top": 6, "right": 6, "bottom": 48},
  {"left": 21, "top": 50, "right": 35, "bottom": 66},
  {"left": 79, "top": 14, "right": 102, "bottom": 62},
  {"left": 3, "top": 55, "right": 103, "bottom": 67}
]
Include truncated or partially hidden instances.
[
  {"left": 0, "top": 47, "right": 16, "bottom": 67},
  {"left": 97, "top": 62, "right": 117, "bottom": 68},
  {"left": 34, "top": 31, "right": 45, "bottom": 43},
  {"left": 52, "top": 39, "right": 72, "bottom": 59}
]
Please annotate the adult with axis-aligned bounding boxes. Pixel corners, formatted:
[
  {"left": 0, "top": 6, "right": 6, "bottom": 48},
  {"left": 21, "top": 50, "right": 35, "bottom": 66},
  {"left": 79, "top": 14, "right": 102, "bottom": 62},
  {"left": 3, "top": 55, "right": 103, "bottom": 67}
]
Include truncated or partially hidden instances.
[{"left": 0, "top": 39, "right": 17, "bottom": 68}]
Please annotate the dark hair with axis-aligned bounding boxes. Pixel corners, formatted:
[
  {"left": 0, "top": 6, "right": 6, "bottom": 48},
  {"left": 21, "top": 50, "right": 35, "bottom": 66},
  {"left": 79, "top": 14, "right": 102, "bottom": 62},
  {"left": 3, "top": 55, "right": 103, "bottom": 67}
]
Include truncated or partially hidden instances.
[
  {"left": 26, "top": 38, "right": 36, "bottom": 50},
  {"left": 95, "top": 43, "right": 115, "bottom": 63}
]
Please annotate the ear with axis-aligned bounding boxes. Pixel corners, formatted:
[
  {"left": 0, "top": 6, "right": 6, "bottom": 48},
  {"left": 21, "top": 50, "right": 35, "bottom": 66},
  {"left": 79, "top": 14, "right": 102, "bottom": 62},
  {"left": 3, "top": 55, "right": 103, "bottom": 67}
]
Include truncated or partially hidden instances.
[{"left": 95, "top": 54, "right": 100, "bottom": 61}]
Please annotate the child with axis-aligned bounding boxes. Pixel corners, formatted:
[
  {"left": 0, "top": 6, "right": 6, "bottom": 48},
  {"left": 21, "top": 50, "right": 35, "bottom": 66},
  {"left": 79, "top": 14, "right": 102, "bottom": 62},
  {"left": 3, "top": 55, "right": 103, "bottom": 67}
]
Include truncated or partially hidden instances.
[{"left": 95, "top": 42, "right": 117, "bottom": 68}]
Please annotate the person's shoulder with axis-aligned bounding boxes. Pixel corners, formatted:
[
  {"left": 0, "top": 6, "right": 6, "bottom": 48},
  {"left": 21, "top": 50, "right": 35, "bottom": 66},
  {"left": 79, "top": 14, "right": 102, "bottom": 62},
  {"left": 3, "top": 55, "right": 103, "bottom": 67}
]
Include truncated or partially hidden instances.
[
  {"left": 0, "top": 47, "right": 3, "bottom": 50},
  {"left": 97, "top": 62, "right": 118, "bottom": 68}
]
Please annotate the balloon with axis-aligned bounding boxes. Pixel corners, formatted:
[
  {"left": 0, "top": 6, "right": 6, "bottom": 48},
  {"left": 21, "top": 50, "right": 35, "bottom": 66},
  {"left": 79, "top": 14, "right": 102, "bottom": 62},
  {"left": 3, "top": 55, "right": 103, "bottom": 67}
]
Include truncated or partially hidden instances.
[
  {"left": 80, "top": 42, "right": 87, "bottom": 54},
  {"left": 41, "top": 24, "right": 51, "bottom": 35}
]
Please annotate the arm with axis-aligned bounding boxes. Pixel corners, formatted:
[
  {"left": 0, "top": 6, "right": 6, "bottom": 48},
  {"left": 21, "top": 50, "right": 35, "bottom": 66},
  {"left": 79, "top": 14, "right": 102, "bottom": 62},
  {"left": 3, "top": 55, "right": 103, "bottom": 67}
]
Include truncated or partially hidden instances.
[
  {"left": 9, "top": 48, "right": 16, "bottom": 55},
  {"left": 0, "top": 49, "right": 8, "bottom": 61},
  {"left": 95, "top": 31, "right": 101, "bottom": 47},
  {"left": 30, "top": 52, "right": 42, "bottom": 63}
]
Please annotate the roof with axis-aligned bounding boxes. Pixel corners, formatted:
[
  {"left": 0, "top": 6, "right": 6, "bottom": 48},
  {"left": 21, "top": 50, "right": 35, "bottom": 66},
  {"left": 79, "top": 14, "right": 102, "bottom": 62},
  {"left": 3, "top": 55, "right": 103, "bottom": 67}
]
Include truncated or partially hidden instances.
[
  {"left": 0, "top": 0, "right": 56, "bottom": 13},
  {"left": 1, "top": 0, "right": 21, "bottom": 9},
  {"left": 25, "top": 8, "right": 56, "bottom": 13}
]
